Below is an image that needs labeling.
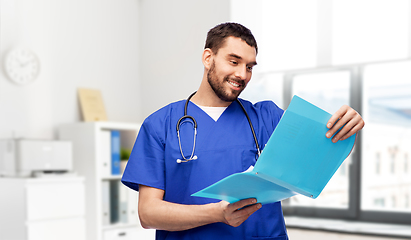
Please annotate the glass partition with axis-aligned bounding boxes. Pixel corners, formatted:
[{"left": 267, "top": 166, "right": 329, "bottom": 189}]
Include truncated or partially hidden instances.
[
  {"left": 286, "top": 70, "right": 351, "bottom": 208},
  {"left": 362, "top": 61, "right": 411, "bottom": 212}
]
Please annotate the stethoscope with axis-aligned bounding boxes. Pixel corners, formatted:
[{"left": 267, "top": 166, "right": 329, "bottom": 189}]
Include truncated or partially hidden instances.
[{"left": 176, "top": 91, "right": 261, "bottom": 163}]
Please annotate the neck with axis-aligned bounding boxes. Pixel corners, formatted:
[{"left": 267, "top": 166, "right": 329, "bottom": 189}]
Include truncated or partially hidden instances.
[{"left": 190, "top": 73, "right": 233, "bottom": 107}]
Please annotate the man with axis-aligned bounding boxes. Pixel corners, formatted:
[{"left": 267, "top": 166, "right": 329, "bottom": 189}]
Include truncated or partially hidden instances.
[{"left": 122, "top": 22, "right": 364, "bottom": 240}]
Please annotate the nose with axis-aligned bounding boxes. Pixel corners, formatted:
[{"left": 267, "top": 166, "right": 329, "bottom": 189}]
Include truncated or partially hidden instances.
[{"left": 234, "top": 65, "right": 247, "bottom": 80}]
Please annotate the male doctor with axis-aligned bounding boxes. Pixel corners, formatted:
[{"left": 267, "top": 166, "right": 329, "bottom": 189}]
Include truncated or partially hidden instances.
[{"left": 122, "top": 22, "right": 364, "bottom": 240}]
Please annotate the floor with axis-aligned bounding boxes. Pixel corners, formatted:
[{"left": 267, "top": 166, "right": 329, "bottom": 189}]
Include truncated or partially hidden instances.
[{"left": 287, "top": 228, "right": 410, "bottom": 240}]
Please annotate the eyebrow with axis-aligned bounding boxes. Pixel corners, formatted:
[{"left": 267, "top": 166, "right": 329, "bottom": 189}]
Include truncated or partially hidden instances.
[{"left": 228, "top": 53, "right": 258, "bottom": 66}]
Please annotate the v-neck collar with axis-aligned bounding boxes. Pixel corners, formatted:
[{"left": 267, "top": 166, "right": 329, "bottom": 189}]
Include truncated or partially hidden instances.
[
  {"left": 188, "top": 101, "right": 235, "bottom": 123},
  {"left": 185, "top": 100, "right": 251, "bottom": 152},
  {"left": 194, "top": 104, "right": 227, "bottom": 122}
]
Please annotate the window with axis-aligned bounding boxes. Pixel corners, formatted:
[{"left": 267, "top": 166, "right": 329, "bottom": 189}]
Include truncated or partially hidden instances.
[
  {"left": 332, "top": 0, "right": 409, "bottom": 65},
  {"left": 362, "top": 61, "right": 411, "bottom": 214},
  {"left": 231, "top": 0, "right": 318, "bottom": 72},
  {"left": 390, "top": 150, "right": 396, "bottom": 174},
  {"left": 374, "top": 198, "right": 385, "bottom": 208},
  {"left": 375, "top": 152, "right": 381, "bottom": 175},
  {"left": 392, "top": 196, "right": 397, "bottom": 208},
  {"left": 231, "top": 0, "right": 411, "bottom": 225},
  {"left": 241, "top": 73, "right": 284, "bottom": 108},
  {"left": 285, "top": 70, "right": 351, "bottom": 209}
]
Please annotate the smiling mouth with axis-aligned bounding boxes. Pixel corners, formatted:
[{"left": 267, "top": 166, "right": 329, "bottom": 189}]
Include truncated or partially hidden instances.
[{"left": 228, "top": 79, "right": 242, "bottom": 88}]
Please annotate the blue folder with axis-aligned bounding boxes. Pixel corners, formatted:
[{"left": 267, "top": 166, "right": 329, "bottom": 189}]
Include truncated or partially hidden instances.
[
  {"left": 191, "top": 95, "right": 356, "bottom": 204},
  {"left": 111, "top": 130, "right": 121, "bottom": 175}
]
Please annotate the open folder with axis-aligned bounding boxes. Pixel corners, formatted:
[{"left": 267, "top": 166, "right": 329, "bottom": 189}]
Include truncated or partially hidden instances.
[{"left": 191, "top": 95, "right": 356, "bottom": 204}]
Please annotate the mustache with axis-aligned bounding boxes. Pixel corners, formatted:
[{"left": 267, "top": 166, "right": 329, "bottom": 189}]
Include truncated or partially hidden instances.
[{"left": 225, "top": 77, "right": 245, "bottom": 86}]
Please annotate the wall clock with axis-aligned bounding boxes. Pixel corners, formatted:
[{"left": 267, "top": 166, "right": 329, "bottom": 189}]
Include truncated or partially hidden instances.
[{"left": 4, "top": 48, "right": 41, "bottom": 85}]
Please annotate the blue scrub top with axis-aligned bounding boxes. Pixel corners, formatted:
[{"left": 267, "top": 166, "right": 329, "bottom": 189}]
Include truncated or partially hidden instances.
[{"left": 122, "top": 98, "right": 288, "bottom": 240}]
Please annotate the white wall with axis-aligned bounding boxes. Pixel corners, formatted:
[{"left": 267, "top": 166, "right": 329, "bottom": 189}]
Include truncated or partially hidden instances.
[
  {"left": 0, "top": 0, "right": 233, "bottom": 139},
  {"left": 138, "top": 0, "right": 231, "bottom": 119},
  {"left": 0, "top": 0, "right": 140, "bottom": 139}
]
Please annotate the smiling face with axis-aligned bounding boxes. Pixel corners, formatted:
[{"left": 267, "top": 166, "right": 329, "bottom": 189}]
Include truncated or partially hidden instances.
[{"left": 206, "top": 36, "right": 257, "bottom": 103}]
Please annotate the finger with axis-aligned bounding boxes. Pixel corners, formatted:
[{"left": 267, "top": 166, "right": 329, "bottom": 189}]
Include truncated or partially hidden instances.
[
  {"left": 339, "top": 118, "right": 365, "bottom": 141},
  {"left": 236, "top": 202, "right": 261, "bottom": 216},
  {"left": 228, "top": 198, "right": 257, "bottom": 211},
  {"left": 331, "top": 115, "right": 364, "bottom": 142},
  {"left": 228, "top": 203, "right": 262, "bottom": 227},
  {"left": 326, "top": 116, "right": 351, "bottom": 140},
  {"left": 326, "top": 108, "right": 358, "bottom": 140},
  {"left": 326, "top": 105, "right": 349, "bottom": 131},
  {"left": 329, "top": 114, "right": 358, "bottom": 142}
]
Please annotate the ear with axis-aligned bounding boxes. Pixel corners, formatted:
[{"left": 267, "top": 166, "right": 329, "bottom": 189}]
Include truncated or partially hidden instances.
[{"left": 202, "top": 48, "right": 213, "bottom": 70}]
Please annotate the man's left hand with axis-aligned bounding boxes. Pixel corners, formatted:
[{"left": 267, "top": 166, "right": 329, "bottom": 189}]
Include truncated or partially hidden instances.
[{"left": 326, "top": 105, "right": 365, "bottom": 143}]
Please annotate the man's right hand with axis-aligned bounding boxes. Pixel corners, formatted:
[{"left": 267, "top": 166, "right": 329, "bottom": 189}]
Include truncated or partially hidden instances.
[
  {"left": 217, "top": 198, "right": 262, "bottom": 227},
  {"left": 138, "top": 185, "right": 261, "bottom": 231}
]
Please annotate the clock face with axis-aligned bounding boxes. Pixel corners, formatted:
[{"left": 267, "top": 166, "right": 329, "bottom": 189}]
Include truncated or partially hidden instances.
[{"left": 4, "top": 48, "right": 40, "bottom": 85}]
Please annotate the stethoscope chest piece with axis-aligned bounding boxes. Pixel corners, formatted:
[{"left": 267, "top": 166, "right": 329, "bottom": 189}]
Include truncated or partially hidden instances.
[{"left": 176, "top": 114, "right": 198, "bottom": 163}]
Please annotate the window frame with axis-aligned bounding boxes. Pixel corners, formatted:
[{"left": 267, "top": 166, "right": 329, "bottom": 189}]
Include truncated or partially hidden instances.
[
  {"left": 280, "top": 63, "right": 411, "bottom": 225},
  {"left": 230, "top": 0, "right": 411, "bottom": 225}
]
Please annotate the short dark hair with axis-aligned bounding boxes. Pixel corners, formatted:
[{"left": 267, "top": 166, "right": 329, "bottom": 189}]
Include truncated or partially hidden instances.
[{"left": 205, "top": 22, "right": 258, "bottom": 55}]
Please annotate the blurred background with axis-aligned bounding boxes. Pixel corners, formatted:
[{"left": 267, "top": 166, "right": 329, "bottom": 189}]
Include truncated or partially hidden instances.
[{"left": 0, "top": 0, "right": 410, "bottom": 239}]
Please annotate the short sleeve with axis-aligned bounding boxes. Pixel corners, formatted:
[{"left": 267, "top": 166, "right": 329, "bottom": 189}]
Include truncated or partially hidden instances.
[{"left": 121, "top": 117, "right": 166, "bottom": 192}]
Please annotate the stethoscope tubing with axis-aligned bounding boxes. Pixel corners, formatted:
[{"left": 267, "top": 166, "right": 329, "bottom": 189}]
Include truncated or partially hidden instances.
[
  {"left": 176, "top": 91, "right": 261, "bottom": 163},
  {"left": 237, "top": 98, "right": 261, "bottom": 157}
]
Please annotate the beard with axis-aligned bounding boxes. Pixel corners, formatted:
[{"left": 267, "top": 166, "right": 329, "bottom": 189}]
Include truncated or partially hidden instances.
[{"left": 207, "top": 61, "right": 245, "bottom": 102}]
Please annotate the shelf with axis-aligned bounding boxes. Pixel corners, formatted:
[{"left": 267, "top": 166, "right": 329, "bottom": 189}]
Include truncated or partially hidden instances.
[
  {"left": 60, "top": 121, "right": 140, "bottom": 132},
  {"left": 102, "top": 175, "right": 123, "bottom": 181},
  {"left": 58, "top": 122, "right": 145, "bottom": 240}
]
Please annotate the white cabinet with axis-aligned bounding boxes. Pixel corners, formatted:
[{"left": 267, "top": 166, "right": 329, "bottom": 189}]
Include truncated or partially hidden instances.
[
  {"left": 103, "top": 227, "right": 140, "bottom": 240},
  {"left": 58, "top": 122, "right": 155, "bottom": 240},
  {"left": 0, "top": 177, "right": 86, "bottom": 240}
]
